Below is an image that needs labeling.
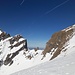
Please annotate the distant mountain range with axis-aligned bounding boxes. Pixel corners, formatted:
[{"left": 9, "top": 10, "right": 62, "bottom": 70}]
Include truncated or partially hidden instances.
[
  {"left": 0, "top": 24, "right": 75, "bottom": 75},
  {"left": 29, "top": 47, "right": 44, "bottom": 50}
]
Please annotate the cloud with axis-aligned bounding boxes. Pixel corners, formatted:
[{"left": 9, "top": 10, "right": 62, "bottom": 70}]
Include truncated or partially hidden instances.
[{"left": 44, "top": 0, "right": 70, "bottom": 15}]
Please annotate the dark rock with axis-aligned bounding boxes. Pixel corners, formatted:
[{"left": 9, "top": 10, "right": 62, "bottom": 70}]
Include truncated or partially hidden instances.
[
  {"left": 0, "top": 31, "right": 11, "bottom": 40},
  {"left": 0, "top": 59, "right": 3, "bottom": 67},
  {"left": 34, "top": 47, "right": 39, "bottom": 52},
  {"left": 26, "top": 55, "right": 32, "bottom": 60},
  {"left": 9, "top": 60, "right": 13, "bottom": 66}
]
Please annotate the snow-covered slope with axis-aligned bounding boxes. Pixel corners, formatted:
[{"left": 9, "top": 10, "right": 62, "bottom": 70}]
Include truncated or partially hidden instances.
[
  {"left": 0, "top": 30, "right": 29, "bottom": 75},
  {"left": 12, "top": 46, "right": 75, "bottom": 75}
]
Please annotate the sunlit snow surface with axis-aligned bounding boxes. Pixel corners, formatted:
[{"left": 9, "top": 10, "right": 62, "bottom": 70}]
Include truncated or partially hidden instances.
[{"left": 12, "top": 47, "right": 75, "bottom": 75}]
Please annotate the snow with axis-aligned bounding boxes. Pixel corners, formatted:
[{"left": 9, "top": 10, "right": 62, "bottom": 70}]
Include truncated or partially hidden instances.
[
  {"left": 11, "top": 46, "right": 75, "bottom": 75},
  {"left": 0, "top": 49, "right": 44, "bottom": 75},
  {"left": 62, "top": 24, "right": 75, "bottom": 32},
  {"left": 0, "top": 35, "right": 30, "bottom": 75},
  {"left": 0, "top": 48, "right": 52, "bottom": 75},
  {"left": 69, "top": 35, "right": 75, "bottom": 47},
  {"left": 10, "top": 43, "right": 24, "bottom": 53},
  {"left": 19, "top": 38, "right": 25, "bottom": 42},
  {"left": 60, "top": 33, "right": 75, "bottom": 56},
  {"left": 3, "top": 37, "right": 12, "bottom": 42},
  {"left": 11, "top": 30, "right": 75, "bottom": 75},
  {"left": 0, "top": 40, "right": 10, "bottom": 60},
  {"left": 0, "top": 30, "right": 2, "bottom": 34}
]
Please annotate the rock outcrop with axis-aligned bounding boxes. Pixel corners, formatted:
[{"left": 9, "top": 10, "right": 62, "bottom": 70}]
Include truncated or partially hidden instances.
[
  {"left": 0, "top": 30, "right": 10, "bottom": 41},
  {"left": 43, "top": 25, "right": 75, "bottom": 60},
  {"left": 0, "top": 30, "right": 28, "bottom": 66}
]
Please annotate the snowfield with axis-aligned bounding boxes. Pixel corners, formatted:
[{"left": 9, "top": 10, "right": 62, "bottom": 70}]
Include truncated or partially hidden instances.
[{"left": 11, "top": 46, "right": 75, "bottom": 75}]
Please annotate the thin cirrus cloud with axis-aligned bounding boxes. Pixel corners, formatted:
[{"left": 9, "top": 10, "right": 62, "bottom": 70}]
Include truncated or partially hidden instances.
[{"left": 44, "top": 0, "right": 70, "bottom": 15}]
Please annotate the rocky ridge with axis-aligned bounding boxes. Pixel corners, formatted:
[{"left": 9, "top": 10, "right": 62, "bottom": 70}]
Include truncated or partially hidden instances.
[
  {"left": 43, "top": 25, "right": 75, "bottom": 60},
  {"left": 0, "top": 29, "right": 28, "bottom": 66}
]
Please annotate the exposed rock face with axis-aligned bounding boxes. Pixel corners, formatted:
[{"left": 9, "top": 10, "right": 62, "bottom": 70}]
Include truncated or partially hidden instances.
[
  {"left": 43, "top": 25, "right": 75, "bottom": 60},
  {"left": 0, "top": 30, "right": 10, "bottom": 41},
  {"left": 0, "top": 30, "right": 28, "bottom": 66}
]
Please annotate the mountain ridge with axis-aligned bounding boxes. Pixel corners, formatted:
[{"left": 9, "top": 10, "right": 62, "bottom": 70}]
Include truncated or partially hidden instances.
[
  {"left": 42, "top": 24, "right": 75, "bottom": 60},
  {"left": 0, "top": 24, "right": 75, "bottom": 75}
]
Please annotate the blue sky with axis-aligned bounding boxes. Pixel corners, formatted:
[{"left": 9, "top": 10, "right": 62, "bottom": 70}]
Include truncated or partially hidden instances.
[{"left": 0, "top": 0, "right": 75, "bottom": 48}]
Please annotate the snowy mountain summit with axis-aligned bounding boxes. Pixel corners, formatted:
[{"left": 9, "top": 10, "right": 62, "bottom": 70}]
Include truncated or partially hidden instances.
[
  {"left": 0, "top": 24, "right": 75, "bottom": 75},
  {"left": 0, "top": 30, "right": 28, "bottom": 66},
  {"left": 0, "top": 29, "right": 44, "bottom": 75}
]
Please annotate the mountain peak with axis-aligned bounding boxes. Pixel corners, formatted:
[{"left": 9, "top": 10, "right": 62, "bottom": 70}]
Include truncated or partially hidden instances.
[
  {"left": 43, "top": 24, "right": 75, "bottom": 60},
  {"left": 62, "top": 24, "right": 75, "bottom": 32},
  {"left": 0, "top": 29, "right": 28, "bottom": 66}
]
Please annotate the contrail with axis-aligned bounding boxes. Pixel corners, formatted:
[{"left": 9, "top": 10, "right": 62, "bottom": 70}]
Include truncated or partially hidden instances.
[
  {"left": 45, "top": 0, "right": 70, "bottom": 15},
  {"left": 20, "top": 0, "right": 25, "bottom": 5}
]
